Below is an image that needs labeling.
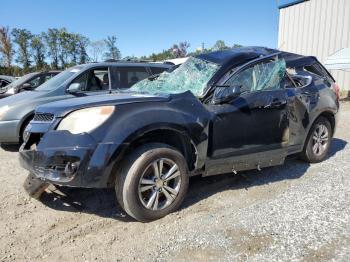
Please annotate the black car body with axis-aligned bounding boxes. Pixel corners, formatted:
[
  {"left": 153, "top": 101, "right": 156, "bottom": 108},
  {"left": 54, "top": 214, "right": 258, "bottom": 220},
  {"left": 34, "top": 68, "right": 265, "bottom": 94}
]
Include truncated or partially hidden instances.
[
  {"left": 0, "top": 71, "right": 60, "bottom": 98},
  {"left": 19, "top": 47, "right": 340, "bottom": 221}
]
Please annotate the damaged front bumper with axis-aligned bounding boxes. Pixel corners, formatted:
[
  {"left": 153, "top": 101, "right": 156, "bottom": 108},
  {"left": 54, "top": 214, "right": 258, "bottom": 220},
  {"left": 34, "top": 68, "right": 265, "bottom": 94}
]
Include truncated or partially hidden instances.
[{"left": 19, "top": 130, "right": 120, "bottom": 188}]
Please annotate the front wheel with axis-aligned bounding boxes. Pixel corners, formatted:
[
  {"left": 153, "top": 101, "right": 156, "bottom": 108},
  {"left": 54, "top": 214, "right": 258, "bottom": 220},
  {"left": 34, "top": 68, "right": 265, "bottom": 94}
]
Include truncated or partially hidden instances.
[
  {"left": 300, "top": 116, "right": 332, "bottom": 163},
  {"left": 115, "top": 143, "right": 189, "bottom": 222}
]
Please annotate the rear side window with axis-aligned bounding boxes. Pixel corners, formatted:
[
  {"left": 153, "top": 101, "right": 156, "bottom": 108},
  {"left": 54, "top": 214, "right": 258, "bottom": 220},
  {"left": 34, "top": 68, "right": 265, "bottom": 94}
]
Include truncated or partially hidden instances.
[
  {"left": 115, "top": 67, "right": 150, "bottom": 89},
  {"left": 150, "top": 67, "right": 168, "bottom": 75},
  {"left": 303, "top": 63, "right": 334, "bottom": 86},
  {"left": 304, "top": 64, "right": 324, "bottom": 77}
]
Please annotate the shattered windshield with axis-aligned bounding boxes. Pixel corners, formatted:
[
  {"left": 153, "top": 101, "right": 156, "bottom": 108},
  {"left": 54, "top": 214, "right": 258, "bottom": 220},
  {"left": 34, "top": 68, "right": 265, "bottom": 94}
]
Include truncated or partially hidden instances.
[{"left": 130, "top": 57, "right": 220, "bottom": 96}]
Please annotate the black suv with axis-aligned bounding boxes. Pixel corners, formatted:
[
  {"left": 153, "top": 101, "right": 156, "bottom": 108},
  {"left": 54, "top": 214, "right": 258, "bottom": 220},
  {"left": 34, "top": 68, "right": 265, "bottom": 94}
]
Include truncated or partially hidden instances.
[{"left": 20, "top": 47, "right": 340, "bottom": 222}]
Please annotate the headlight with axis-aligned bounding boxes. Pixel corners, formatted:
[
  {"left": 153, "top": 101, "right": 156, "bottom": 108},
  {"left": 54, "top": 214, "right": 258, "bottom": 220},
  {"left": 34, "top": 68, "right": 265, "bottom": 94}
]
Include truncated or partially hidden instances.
[
  {"left": 57, "top": 106, "right": 115, "bottom": 134},
  {"left": 0, "top": 105, "right": 10, "bottom": 120},
  {"left": 5, "top": 87, "right": 15, "bottom": 95}
]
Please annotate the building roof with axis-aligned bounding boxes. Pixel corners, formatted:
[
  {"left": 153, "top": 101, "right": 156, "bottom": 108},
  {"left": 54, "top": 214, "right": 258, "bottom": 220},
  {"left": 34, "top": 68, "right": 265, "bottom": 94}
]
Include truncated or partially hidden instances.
[
  {"left": 278, "top": 0, "right": 309, "bottom": 9},
  {"left": 324, "top": 48, "right": 350, "bottom": 70}
]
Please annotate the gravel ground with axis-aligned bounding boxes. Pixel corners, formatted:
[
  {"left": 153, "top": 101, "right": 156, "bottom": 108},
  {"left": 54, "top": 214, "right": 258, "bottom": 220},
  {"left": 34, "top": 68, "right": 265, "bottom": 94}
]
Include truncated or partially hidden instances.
[{"left": 0, "top": 102, "right": 349, "bottom": 262}]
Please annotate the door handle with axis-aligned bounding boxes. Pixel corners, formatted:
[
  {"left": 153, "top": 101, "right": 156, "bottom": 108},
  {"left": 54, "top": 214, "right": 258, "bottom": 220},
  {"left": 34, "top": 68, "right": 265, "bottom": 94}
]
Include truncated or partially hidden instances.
[{"left": 264, "top": 100, "right": 287, "bottom": 109}]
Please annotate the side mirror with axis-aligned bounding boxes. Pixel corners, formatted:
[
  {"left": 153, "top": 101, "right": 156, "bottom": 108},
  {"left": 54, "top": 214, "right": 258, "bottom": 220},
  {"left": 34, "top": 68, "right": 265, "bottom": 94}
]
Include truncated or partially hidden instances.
[
  {"left": 67, "top": 83, "right": 80, "bottom": 93},
  {"left": 212, "top": 85, "right": 241, "bottom": 104},
  {"left": 22, "top": 83, "right": 33, "bottom": 90}
]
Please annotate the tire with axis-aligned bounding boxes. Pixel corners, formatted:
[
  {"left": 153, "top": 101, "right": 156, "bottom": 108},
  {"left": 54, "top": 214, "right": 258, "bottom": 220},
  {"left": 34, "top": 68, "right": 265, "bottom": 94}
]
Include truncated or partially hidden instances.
[
  {"left": 115, "top": 143, "right": 189, "bottom": 222},
  {"left": 300, "top": 116, "right": 332, "bottom": 163},
  {"left": 20, "top": 116, "right": 33, "bottom": 144}
]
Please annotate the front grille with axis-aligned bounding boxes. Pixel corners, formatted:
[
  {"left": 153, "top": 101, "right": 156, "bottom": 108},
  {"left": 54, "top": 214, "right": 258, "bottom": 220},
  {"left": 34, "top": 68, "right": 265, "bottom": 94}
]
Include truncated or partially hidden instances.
[{"left": 33, "top": 113, "right": 54, "bottom": 122}]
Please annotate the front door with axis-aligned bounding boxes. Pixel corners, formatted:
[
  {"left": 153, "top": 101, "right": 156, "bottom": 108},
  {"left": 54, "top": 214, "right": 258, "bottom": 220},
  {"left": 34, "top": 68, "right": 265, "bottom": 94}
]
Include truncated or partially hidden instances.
[{"left": 205, "top": 57, "right": 289, "bottom": 175}]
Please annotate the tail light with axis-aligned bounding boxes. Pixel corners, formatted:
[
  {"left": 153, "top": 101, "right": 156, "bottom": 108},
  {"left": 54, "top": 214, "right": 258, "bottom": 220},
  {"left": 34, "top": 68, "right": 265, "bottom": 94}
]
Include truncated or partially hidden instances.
[{"left": 332, "top": 83, "right": 340, "bottom": 100}]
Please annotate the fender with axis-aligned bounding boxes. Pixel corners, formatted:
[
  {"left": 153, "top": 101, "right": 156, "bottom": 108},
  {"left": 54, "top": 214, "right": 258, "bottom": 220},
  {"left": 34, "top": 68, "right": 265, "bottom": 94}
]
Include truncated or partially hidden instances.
[{"left": 87, "top": 92, "right": 212, "bottom": 186}]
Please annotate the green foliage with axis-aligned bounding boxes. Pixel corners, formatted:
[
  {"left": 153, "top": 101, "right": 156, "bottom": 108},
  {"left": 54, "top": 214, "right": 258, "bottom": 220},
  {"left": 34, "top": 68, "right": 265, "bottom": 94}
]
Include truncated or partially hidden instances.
[
  {"left": 12, "top": 28, "right": 33, "bottom": 72},
  {"left": 43, "top": 28, "right": 60, "bottom": 69},
  {"left": 104, "top": 36, "right": 121, "bottom": 60},
  {"left": 31, "top": 34, "right": 46, "bottom": 70},
  {"left": 0, "top": 26, "right": 13, "bottom": 71}
]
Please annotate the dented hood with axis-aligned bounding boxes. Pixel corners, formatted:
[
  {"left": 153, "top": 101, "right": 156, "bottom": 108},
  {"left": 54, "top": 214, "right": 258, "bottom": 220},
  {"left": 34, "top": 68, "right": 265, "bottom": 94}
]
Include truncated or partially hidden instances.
[{"left": 36, "top": 92, "right": 170, "bottom": 117}]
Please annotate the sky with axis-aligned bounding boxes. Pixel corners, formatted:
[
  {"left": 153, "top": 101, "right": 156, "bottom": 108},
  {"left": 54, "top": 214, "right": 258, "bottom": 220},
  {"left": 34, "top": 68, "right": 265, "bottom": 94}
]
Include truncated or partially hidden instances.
[{"left": 0, "top": 0, "right": 281, "bottom": 57}]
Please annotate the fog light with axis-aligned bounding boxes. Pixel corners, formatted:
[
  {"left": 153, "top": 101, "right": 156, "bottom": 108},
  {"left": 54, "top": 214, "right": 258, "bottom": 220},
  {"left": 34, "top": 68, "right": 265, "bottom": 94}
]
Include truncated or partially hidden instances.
[{"left": 64, "top": 161, "right": 79, "bottom": 177}]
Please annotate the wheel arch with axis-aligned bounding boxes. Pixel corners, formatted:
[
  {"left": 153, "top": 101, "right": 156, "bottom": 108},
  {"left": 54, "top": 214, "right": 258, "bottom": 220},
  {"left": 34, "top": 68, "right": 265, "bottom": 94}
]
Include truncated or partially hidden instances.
[
  {"left": 106, "top": 126, "right": 199, "bottom": 187},
  {"left": 302, "top": 110, "right": 336, "bottom": 150},
  {"left": 17, "top": 111, "right": 35, "bottom": 140}
]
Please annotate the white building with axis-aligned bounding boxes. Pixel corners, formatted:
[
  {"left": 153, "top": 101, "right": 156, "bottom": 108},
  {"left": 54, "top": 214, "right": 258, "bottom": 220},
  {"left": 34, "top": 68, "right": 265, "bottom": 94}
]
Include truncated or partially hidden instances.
[{"left": 278, "top": 0, "right": 350, "bottom": 97}]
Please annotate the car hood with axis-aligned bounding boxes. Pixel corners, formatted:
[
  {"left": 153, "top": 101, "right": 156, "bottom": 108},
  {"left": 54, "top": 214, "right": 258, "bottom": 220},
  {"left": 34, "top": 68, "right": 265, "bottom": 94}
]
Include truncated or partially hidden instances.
[
  {"left": 36, "top": 92, "right": 171, "bottom": 117},
  {"left": 0, "top": 90, "right": 44, "bottom": 107}
]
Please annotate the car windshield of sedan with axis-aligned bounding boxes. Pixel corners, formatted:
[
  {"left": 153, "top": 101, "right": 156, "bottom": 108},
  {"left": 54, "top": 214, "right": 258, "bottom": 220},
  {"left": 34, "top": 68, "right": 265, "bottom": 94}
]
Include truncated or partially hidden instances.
[
  {"left": 4, "top": 73, "right": 37, "bottom": 89},
  {"left": 130, "top": 57, "right": 220, "bottom": 96},
  {"left": 35, "top": 66, "right": 84, "bottom": 91}
]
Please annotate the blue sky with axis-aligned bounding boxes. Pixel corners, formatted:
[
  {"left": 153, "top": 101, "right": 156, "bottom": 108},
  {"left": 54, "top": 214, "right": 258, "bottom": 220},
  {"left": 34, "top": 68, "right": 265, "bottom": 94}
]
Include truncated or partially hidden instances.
[{"left": 0, "top": 0, "right": 281, "bottom": 57}]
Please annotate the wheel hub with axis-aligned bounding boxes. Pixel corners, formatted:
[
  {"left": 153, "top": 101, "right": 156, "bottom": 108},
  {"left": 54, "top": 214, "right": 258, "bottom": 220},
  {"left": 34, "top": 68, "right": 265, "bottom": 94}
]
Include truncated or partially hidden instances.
[
  {"left": 155, "top": 179, "right": 164, "bottom": 189},
  {"left": 138, "top": 158, "right": 181, "bottom": 211}
]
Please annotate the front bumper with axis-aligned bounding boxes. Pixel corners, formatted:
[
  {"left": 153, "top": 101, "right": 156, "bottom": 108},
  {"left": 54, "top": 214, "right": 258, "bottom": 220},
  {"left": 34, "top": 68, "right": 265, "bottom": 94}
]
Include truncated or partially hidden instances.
[
  {"left": 19, "top": 130, "right": 120, "bottom": 188},
  {"left": 0, "top": 120, "right": 20, "bottom": 143}
]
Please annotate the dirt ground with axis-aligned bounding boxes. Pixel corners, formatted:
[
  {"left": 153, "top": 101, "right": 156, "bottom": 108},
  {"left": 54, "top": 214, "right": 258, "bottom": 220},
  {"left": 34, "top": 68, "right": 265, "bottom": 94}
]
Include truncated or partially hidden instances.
[{"left": 0, "top": 102, "right": 349, "bottom": 262}]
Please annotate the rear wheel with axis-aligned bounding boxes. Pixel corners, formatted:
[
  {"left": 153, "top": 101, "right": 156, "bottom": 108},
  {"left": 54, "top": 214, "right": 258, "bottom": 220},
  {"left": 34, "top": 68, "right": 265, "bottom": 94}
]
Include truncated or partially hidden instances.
[
  {"left": 115, "top": 143, "right": 189, "bottom": 222},
  {"left": 300, "top": 116, "right": 332, "bottom": 163}
]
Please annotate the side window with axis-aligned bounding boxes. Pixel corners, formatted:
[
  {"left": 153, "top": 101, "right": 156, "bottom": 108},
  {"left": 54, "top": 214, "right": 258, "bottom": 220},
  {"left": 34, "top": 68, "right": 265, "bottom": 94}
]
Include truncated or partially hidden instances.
[
  {"left": 122, "top": 67, "right": 150, "bottom": 88},
  {"left": 225, "top": 59, "right": 286, "bottom": 92},
  {"left": 71, "top": 71, "right": 88, "bottom": 91},
  {"left": 150, "top": 67, "right": 167, "bottom": 75},
  {"left": 43, "top": 73, "right": 54, "bottom": 82},
  {"left": 28, "top": 76, "right": 42, "bottom": 88},
  {"left": 70, "top": 67, "right": 109, "bottom": 92},
  {"left": 93, "top": 69, "right": 109, "bottom": 90}
]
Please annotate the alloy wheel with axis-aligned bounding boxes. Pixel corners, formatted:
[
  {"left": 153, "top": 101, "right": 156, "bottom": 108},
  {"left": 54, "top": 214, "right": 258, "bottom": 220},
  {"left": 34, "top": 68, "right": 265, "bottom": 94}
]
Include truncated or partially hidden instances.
[
  {"left": 138, "top": 158, "right": 181, "bottom": 211},
  {"left": 312, "top": 123, "right": 329, "bottom": 155}
]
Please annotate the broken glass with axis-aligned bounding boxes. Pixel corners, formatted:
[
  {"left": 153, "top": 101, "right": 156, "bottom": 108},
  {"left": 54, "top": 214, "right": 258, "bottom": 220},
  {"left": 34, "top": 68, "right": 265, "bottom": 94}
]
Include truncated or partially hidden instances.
[
  {"left": 130, "top": 57, "right": 220, "bottom": 96},
  {"left": 226, "top": 58, "right": 286, "bottom": 92}
]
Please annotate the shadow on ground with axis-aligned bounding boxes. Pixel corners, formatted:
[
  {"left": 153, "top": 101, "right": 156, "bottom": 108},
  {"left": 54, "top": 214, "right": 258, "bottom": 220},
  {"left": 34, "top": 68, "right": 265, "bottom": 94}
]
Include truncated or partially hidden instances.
[
  {"left": 1, "top": 144, "right": 20, "bottom": 152},
  {"left": 39, "top": 138, "right": 347, "bottom": 221}
]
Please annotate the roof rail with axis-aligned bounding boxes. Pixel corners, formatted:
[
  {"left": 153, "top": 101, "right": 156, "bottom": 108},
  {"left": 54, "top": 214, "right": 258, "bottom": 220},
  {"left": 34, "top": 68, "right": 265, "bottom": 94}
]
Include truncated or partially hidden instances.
[{"left": 104, "top": 58, "right": 162, "bottom": 63}]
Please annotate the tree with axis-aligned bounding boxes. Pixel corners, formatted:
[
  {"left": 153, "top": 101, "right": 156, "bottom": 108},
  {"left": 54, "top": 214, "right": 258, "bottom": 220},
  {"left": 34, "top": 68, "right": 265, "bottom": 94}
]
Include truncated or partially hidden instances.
[
  {"left": 57, "top": 28, "right": 72, "bottom": 68},
  {"left": 43, "top": 28, "right": 60, "bottom": 69},
  {"left": 89, "top": 40, "right": 106, "bottom": 62},
  {"left": 31, "top": 34, "right": 46, "bottom": 70},
  {"left": 76, "top": 34, "right": 89, "bottom": 64},
  {"left": 212, "top": 40, "right": 229, "bottom": 51},
  {"left": 12, "top": 28, "right": 33, "bottom": 71},
  {"left": 171, "top": 41, "right": 190, "bottom": 58},
  {"left": 0, "top": 26, "right": 13, "bottom": 70},
  {"left": 104, "top": 36, "right": 121, "bottom": 60}
]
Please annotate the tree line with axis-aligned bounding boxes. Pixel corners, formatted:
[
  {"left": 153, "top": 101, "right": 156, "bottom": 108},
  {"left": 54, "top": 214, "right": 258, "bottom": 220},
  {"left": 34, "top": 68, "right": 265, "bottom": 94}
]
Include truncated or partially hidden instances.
[
  {"left": 0, "top": 26, "right": 121, "bottom": 76},
  {"left": 0, "top": 25, "right": 242, "bottom": 76},
  {"left": 140, "top": 40, "right": 242, "bottom": 61}
]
